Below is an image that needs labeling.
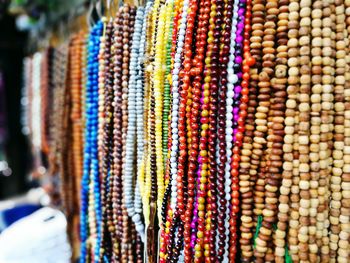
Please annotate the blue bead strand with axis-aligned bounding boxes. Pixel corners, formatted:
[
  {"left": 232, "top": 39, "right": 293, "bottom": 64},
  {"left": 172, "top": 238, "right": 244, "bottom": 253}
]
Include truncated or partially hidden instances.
[{"left": 80, "top": 20, "right": 103, "bottom": 263}]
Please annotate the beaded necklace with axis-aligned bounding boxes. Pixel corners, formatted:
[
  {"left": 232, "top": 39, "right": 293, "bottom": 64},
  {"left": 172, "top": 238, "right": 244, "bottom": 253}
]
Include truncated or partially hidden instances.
[
  {"left": 204, "top": 0, "right": 225, "bottom": 256},
  {"left": 192, "top": 0, "right": 224, "bottom": 259},
  {"left": 40, "top": 50, "right": 50, "bottom": 155},
  {"left": 215, "top": 0, "right": 233, "bottom": 259},
  {"left": 231, "top": 0, "right": 255, "bottom": 261},
  {"left": 159, "top": 0, "right": 185, "bottom": 259},
  {"left": 251, "top": 3, "right": 279, "bottom": 257},
  {"left": 159, "top": 0, "right": 174, "bottom": 235},
  {"left": 176, "top": 0, "right": 199, "bottom": 258},
  {"left": 111, "top": 10, "right": 125, "bottom": 252},
  {"left": 163, "top": 0, "right": 188, "bottom": 258},
  {"left": 286, "top": 1, "right": 300, "bottom": 261},
  {"left": 137, "top": 0, "right": 153, "bottom": 231},
  {"left": 80, "top": 21, "right": 103, "bottom": 263},
  {"left": 246, "top": 0, "right": 266, "bottom": 233},
  {"left": 67, "top": 33, "right": 85, "bottom": 260},
  {"left": 144, "top": 1, "right": 161, "bottom": 259},
  {"left": 272, "top": 0, "right": 291, "bottom": 261},
  {"left": 54, "top": 44, "right": 71, "bottom": 210},
  {"left": 331, "top": 1, "right": 348, "bottom": 262},
  {"left": 238, "top": 0, "right": 262, "bottom": 259},
  {"left": 124, "top": 6, "right": 146, "bottom": 241},
  {"left": 318, "top": 2, "right": 334, "bottom": 261},
  {"left": 158, "top": 1, "right": 174, "bottom": 260},
  {"left": 308, "top": 1, "right": 323, "bottom": 260},
  {"left": 121, "top": 6, "right": 137, "bottom": 261},
  {"left": 98, "top": 20, "right": 106, "bottom": 182},
  {"left": 186, "top": 0, "right": 211, "bottom": 255},
  {"left": 261, "top": 0, "right": 288, "bottom": 261},
  {"left": 340, "top": 1, "right": 350, "bottom": 262},
  {"left": 222, "top": 0, "right": 243, "bottom": 260},
  {"left": 162, "top": 1, "right": 174, "bottom": 166},
  {"left": 296, "top": 0, "right": 311, "bottom": 260},
  {"left": 68, "top": 33, "right": 85, "bottom": 211},
  {"left": 154, "top": 3, "right": 167, "bottom": 226},
  {"left": 99, "top": 19, "right": 115, "bottom": 258},
  {"left": 142, "top": 4, "right": 154, "bottom": 228}
]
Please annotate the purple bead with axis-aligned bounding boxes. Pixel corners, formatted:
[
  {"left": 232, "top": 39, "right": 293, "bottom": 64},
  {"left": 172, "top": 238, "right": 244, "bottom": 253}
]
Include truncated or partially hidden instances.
[
  {"left": 236, "top": 35, "right": 243, "bottom": 43},
  {"left": 190, "top": 236, "right": 196, "bottom": 248},
  {"left": 235, "top": 56, "right": 242, "bottom": 64},
  {"left": 235, "top": 86, "right": 242, "bottom": 94},
  {"left": 233, "top": 129, "right": 238, "bottom": 137}
]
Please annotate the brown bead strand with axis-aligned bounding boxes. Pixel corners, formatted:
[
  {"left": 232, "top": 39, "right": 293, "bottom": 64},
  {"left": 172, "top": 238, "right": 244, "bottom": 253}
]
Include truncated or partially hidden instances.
[
  {"left": 70, "top": 33, "right": 85, "bottom": 212},
  {"left": 296, "top": 0, "right": 311, "bottom": 261},
  {"left": 120, "top": 5, "right": 136, "bottom": 263},
  {"left": 216, "top": 0, "right": 233, "bottom": 260},
  {"left": 250, "top": 0, "right": 279, "bottom": 236},
  {"left": 112, "top": 8, "right": 124, "bottom": 260},
  {"left": 63, "top": 41, "right": 76, "bottom": 239},
  {"left": 247, "top": 0, "right": 266, "bottom": 226},
  {"left": 40, "top": 50, "right": 50, "bottom": 155},
  {"left": 262, "top": 0, "right": 289, "bottom": 261},
  {"left": 48, "top": 51, "right": 60, "bottom": 203},
  {"left": 239, "top": 0, "right": 264, "bottom": 260},
  {"left": 274, "top": 0, "right": 298, "bottom": 261},
  {"left": 99, "top": 20, "right": 115, "bottom": 256},
  {"left": 252, "top": 0, "right": 279, "bottom": 260},
  {"left": 51, "top": 44, "right": 71, "bottom": 208},
  {"left": 98, "top": 21, "right": 107, "bottom": 182},
  {"left": 67, "top": 33, "right": 85, "bottom": 260},
  {"left": 145, "top": 4, "right": 160, "bottom": 262}
]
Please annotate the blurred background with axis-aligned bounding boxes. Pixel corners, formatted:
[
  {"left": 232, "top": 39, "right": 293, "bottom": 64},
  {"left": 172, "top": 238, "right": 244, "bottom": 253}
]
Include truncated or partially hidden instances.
[
  {"left": 0, "top": 0, "right": 30, "bottom": 200},
  {"left": 0, "top": 1, "right": 89, "bottom": 262}
]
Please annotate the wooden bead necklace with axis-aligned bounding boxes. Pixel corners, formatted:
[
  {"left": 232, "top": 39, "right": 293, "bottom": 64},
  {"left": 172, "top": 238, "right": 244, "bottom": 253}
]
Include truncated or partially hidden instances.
[
  {"left": 332, "top": 1, "right": 350, "bottom": 263},
  {"left": 238, "top": 0, "right": 263, "bottom": 259},
  {"left": 296, "top": 0, "right": 311, "bottom": 261}
]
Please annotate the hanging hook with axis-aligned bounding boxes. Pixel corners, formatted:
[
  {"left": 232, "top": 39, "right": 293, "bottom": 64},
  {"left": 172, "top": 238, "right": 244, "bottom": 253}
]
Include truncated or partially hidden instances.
[
  {"left": 86, "top": 0, "right": 95, "bottom": 29},
  {"left": 95, "top": 0, "right": 103, "bottom": 19}
]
